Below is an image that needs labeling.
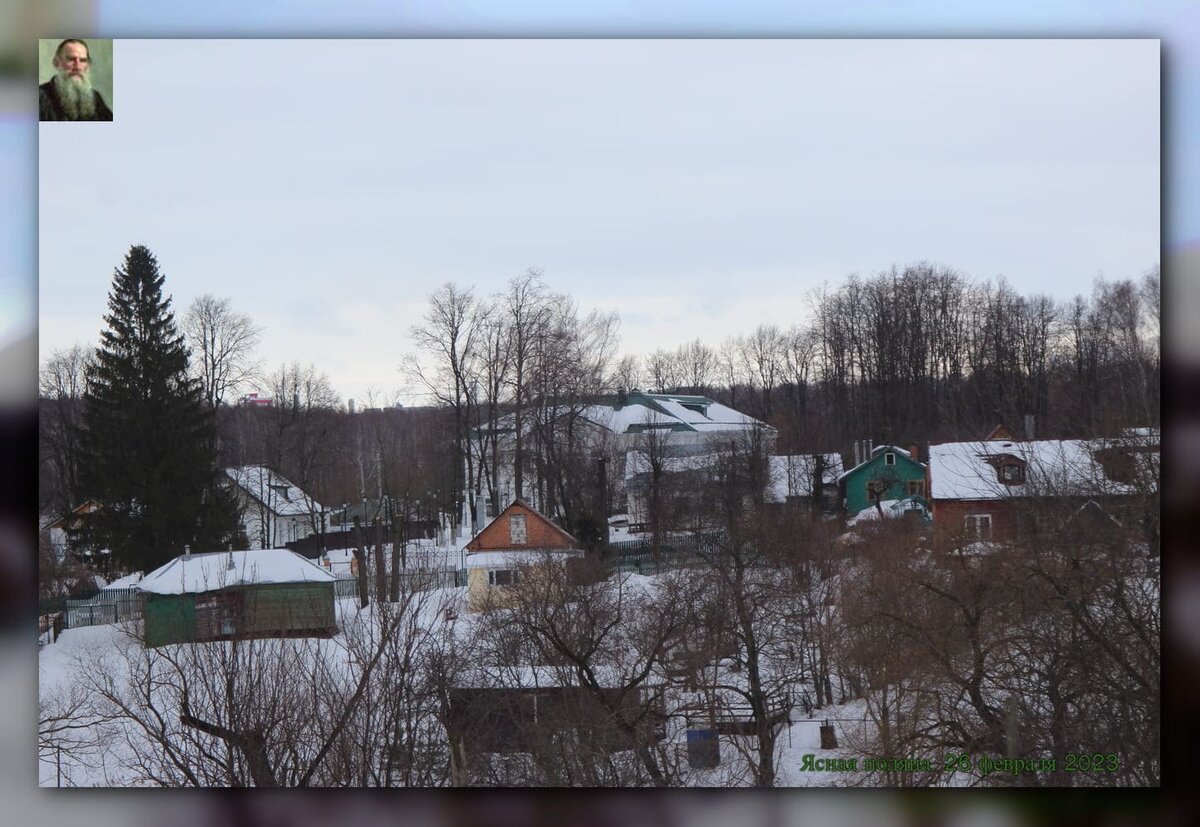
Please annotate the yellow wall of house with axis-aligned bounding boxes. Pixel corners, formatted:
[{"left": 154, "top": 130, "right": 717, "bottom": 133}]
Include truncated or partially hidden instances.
[{"left": 467, "top": 567, "right": 519, "bottom": 612}]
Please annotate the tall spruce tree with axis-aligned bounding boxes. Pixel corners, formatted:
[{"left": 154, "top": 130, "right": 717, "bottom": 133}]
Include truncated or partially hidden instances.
[{"left": 73, "top": 245, "right": 239, "bottom": 572}]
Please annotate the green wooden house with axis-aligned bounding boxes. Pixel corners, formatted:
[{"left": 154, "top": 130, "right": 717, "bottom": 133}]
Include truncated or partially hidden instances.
[
  {"left": 136, "top": 548, "right": 337, "bottom": 647},
  {"left": 838, "top": 444, "right": 928, "bottom": 518}
]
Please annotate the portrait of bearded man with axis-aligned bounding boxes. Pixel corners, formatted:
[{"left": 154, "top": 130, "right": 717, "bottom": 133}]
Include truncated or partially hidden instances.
[{"left": 40, "top": 39, "right": 113, "bottom": 122}]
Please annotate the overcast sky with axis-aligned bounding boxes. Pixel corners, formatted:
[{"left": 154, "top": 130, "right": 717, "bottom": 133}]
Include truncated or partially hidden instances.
[{"left": 38, "top": 39, "right": 1159, "bottom": 405}]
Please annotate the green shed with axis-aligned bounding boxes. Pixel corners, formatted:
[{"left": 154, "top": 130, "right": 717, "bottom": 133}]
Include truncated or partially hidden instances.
[
  {"left": 137, "top": 548, "right": 337, "bottom": 647},
  {"left": 838, "top": 444, "right": 928, "bottom": 518}
]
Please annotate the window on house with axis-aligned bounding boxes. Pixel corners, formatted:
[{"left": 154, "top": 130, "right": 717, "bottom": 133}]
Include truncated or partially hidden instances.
[
  {"left": 885, "top": 453, "right": 896, "bottom": 466},
  {"left": 906, "top": 480, "right": 925, "bottom": 497},
  {"left": 509, "top": 513, "right": 527, "bottom": 545},
  {"left": 999, "top": 463, "right": 1025, "bottom": 484},
  {"left": 489, "top": 569, "right": 518, "bottom": 586},
  {"left": 269, "top": 484, "right": 290, "bottom": 501},
  {"left": 965, "top": 514, "right": 992, "bottom": 539}
]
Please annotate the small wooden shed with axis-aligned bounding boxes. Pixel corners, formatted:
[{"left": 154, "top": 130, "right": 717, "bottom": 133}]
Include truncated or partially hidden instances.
[{"left": 136, "top": 548, "right": 337, "bottom": 647}]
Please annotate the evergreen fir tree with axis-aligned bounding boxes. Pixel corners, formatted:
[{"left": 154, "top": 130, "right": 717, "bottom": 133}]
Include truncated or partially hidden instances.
[{"left": 72, "top": 245, "right": 240, "bottom": 572}]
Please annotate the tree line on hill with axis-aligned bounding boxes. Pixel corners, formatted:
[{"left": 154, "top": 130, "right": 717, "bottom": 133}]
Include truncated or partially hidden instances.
[{"left": 39, "top": 250, "right": 1158, "bottom": 575}]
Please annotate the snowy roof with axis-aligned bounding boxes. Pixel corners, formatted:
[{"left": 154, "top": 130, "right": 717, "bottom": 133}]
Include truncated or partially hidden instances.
[
  {"left": 137, "top": 548, "right": 336, "bottom": 595},
  {"left": 225, "top": 465, "right": 323, "bottom": 517},
  {"left": 584, "top": 392, "right": 769, "bottom": 435},
  {"left": 473, "top": 393, "right": 769, "bottom": 440},
  {"left": 927, "top": 439, "right": 1147, "bottom": 501},
  {"left": 464, "top": 549, "right": 582, "bottom": 569},
  {"left": 765, "top": 454, "right": 844, "bottom": 502},
  {"left": 101, "top": 571, "right": 143, "bottom": 590}
]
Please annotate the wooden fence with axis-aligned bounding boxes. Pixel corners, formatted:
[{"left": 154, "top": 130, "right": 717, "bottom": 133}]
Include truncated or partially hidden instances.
[
  {"left": 606, "top": 531, "right": 726, "bottom": 574},
  {"left": 332, "top": 568, "right": 465, "bottom": 600}
]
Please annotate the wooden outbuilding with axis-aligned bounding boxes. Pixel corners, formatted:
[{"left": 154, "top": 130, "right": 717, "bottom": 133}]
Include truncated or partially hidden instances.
[{"left": 136, "top": 548, "right": 337, "bottom": 647}]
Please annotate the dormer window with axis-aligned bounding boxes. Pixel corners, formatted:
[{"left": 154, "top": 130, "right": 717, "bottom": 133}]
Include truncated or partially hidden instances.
[
  {"left": 988, "top": 455, "right": 1027, "bottom": 485},
  {"left": 269, "top": 484, "right": 291, "bottom": 501},
  {"left": 884, "top": 452, "right": 896, "bottom": 466}
]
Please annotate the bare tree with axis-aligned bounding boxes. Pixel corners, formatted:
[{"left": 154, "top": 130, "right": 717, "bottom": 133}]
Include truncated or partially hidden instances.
[
  {"left": 183, "top": 295, "right": 262, "bottom": 410},
  {"left": 502, "top": 269, "right": 553, "bottom": 502},
  {"left": 39, "top": 344, "right": 94, "bottom": 513},
  {"left": 407, "top": 283, "right": 486, "bottom": 527},
  {"left": 467, "top": 557, "right": 687, "bottom": 786}
]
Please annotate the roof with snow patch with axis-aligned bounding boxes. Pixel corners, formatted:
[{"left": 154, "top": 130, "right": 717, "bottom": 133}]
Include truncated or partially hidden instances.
[
  {"left": 225, "top": 465, "right": 323, "bottom": 517},
  {"left": 927, "top": 438, "right": 1153, "bottom": 501},
  {"left": 136, "top": 548, "right": 335, "bottom": 595}
]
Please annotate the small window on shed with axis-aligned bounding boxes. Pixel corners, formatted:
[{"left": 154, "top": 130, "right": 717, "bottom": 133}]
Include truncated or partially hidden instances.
[
  {"left": 885, "top": 452, "right": 896, "bottom": 466},
  {"left": 509, "top": 513, "right": 527, "bottom": 545}
]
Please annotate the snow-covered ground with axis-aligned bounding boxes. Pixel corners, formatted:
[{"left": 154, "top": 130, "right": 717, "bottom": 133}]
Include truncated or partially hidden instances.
[{"left": 40, "top": 569, "right": 891, "bottom": 788}]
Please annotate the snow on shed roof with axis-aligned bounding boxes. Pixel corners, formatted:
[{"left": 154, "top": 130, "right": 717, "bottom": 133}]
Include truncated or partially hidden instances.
[
  {"left": 927, "top": 439, "right": 1141, "bottom": 501},
  {"left": 101, "top": 571, "right": 143, "bottom": 590},
  {"left": 225, "top": 465, "right": 323, "bottom": 516},
  {"left": 137, "top": 548, "right": 335, "bottom": 595}
]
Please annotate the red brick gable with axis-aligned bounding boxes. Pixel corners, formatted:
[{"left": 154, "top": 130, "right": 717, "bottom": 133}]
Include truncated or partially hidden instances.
[{"left": 465, "top": 500, "right": 578, "bottom": 552}]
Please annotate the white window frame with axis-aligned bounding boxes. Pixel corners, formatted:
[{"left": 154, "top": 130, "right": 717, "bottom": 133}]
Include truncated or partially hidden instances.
[
  {"left": 885, "top": 452, "right": 896, "bottom": 466},
  {"left": 965, "top": 513, "right": 992, "bottom": 539}
]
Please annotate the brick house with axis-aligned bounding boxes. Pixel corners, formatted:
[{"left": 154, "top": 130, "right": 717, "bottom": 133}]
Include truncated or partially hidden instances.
[
  {"left": 463, "top": 500, "right": 583, "bottom": 612},
  {"left": 927, "top": 429, "right": 1156, "bottom": 547}
]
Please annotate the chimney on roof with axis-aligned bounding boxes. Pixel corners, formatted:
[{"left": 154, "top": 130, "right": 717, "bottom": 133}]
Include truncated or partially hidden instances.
[
  {"left": 1024, "top": 414, "right": 1035, "bottom": 441},
  {"left": 910, "top": 444, "right": 919, "bottom": 463},
  {"left": 617, "top": 388, "right": 627, "bottom": 409},
  {"left": 183, "top": 544, "right": 190, "bottom": 558},
  {"left": 853, "top": 440, "right": 861, "bottom": 467},
  {"left": 348, "top": 398, "right": 356, "bottom": 414}
]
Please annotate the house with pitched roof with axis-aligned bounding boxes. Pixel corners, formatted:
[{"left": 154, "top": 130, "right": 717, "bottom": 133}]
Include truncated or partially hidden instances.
[
  {"left": 926, "top": 427, "right": 1158, "bottom": 546},
  {"left": 474, "top": 391, "right": 774, "bottom": 527},
  {"left": 136, "top": 547, "right": 337, "bottom": 647},
  {"left": 837, "top": 444, "right": 928, "bottom": 520},
  {"left": 463, "top": 500, "right": 584, "bottom": 612},
  {"left": 224, "top": 466, "right": 324, "bottom": 550}
]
